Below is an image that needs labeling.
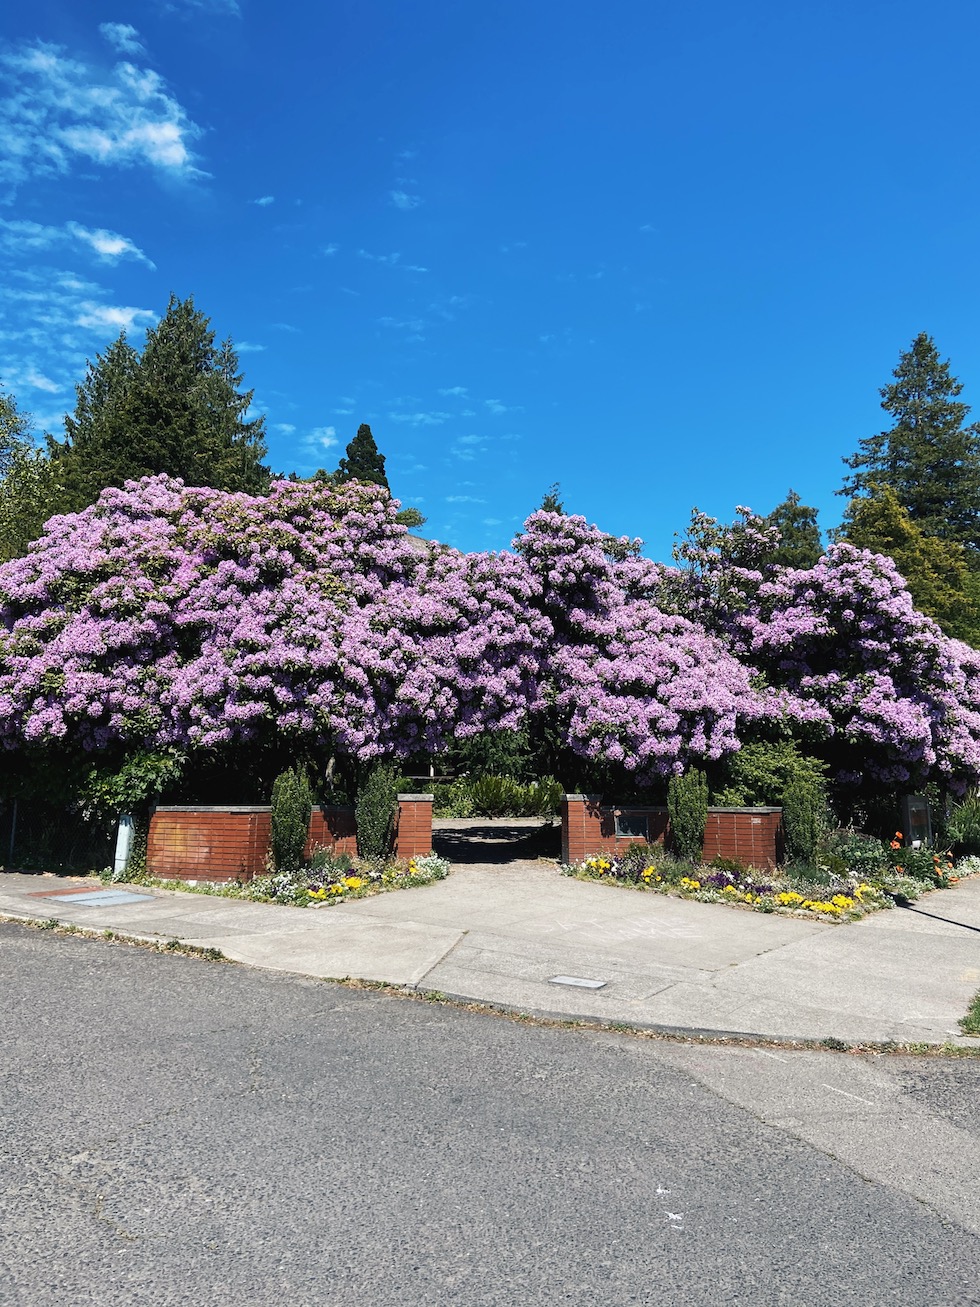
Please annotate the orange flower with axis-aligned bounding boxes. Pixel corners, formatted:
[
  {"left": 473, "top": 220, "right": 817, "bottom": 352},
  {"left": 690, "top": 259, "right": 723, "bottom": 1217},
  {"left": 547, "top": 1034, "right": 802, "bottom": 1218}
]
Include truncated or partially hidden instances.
[{"left": 890, "top": 840, "right": 901, "bottom": 850}]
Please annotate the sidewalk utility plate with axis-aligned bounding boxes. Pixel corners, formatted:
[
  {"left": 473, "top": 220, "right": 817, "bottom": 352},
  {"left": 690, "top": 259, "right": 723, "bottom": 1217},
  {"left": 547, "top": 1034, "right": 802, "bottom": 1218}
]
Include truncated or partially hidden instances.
[
  {"left": 43, "top": 889, "right": 154, "bottom": 906},
  {"left": 549, "top": 975, "right": 607, "bottom": 990}
]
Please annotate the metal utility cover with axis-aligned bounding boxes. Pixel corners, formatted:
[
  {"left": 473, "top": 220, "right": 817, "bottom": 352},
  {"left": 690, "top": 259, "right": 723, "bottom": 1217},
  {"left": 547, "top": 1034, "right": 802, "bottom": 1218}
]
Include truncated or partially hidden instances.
[
  {"left": 51, "top": 890, "right": 154, "bottom": 906},
  {"left": 548, "top": 975, "right": 607, "bottom": 990}
]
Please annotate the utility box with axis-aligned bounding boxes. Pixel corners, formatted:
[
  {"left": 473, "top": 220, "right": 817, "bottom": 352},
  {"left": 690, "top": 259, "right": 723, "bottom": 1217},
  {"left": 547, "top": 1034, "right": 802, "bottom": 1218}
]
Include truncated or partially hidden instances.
[{"left": 902, "top": 794, "right": 932, "bottom": 849}]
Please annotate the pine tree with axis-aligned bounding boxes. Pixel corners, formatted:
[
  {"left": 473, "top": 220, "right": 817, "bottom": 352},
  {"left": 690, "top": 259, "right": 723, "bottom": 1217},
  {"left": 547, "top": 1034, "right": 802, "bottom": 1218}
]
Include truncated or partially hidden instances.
[
  {"left": 765, "top": 490, "right": 822, "bottom": 569},
  {"left": 51, "top": 295, "right": 269, "bottom": 513},
  {"left": 334, "top": 423, "right": 389, "bottom": 490},
  {"left": 0, "top": 385, "right": 58, "bottom": 560},
  {"left": 837, "top": 484, "right": 980, "bottom": 644},
  {"left": 839, "top": 333, "right": 980, "bottom": 550}
]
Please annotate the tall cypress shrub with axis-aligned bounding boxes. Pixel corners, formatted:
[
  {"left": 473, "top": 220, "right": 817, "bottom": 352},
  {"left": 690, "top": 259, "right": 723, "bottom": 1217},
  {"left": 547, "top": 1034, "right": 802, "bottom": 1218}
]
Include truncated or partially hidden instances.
[
  {"left": 270, "top": 766, "right": 313, "bottom": 872},
  {"left": 667, "top": 768, "right": 708, "bottom": 863},
  {"left": 355, "top": 762, "right": 398, "bottom": 862}
]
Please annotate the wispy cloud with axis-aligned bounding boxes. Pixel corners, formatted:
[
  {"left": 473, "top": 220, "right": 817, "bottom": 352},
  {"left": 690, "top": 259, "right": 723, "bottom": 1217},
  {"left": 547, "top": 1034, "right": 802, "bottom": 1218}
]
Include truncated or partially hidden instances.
[
  {"left": 0, "top": 39, "right": 204, "bottom": 194},
  {"left": 358, "top": 249, "right": 400, "bottom": 266},
  {"left": 390, "top": 190, "right": 422, "bottom": 211},
  {"left": 236, "top": 341, "right": 266, "bottom": 353},
  {"left": 388, "top": 410, "right": 451, "bottom": 426},
  {"left": 99, "top": 23, "right": 146, "bottom": 56},
  {"left": 273, "top": 422, "right": 296, "bottom": 435},
  {"left": 484, "top": 399, "right": 523, "bottom": 415},
  {"left": 320, "top": 242, "right": 339, "bottom": 256},
  {"left": 251, "top": 195, "right": 275, "bottom": 206},
  {"left": 270, "top": 322, "right": 300, "bottom": 333},
  {"left": 446, "top": 494, "right": 487, "bottom": 504},
  {"left": 76, "top": 302, "right": 157, "bottom": 332},
  {"left": 0, "top": 265, "right": 157, "bottom": 429},
  {"left": 455, "top": 434, "right": 485, "bottom": 446},
  {"left": 0, "top": 218, "right": 155, "bottom": 267},
  {"left": 157, "top": 0, "right": 241, "bottom": 15},
  {"left": 438, "top": 386, "right": 468, "bottom": 397}
]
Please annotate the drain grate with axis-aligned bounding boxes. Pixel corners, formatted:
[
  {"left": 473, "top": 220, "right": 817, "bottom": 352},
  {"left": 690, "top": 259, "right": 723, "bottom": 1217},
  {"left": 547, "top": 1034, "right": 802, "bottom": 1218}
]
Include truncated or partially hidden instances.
[{"left": 548, "top": 975, "right": 607, "bottom": 990}]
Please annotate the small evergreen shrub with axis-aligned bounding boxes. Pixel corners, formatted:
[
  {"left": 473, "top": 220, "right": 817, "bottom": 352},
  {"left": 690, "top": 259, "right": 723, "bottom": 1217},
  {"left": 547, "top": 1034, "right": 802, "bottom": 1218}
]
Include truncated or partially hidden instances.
[
  {"left": 667, "top": 768, "right": 708, "bottom": 863},
  {"left": 782, "top": 777, "right": 827, "bottom": 863},
  {"left": 270, "top": 766, "right": 313, "bottom": 873},
  {"left": 355, "top": 762, "right": 398, "bottom": 862},
  {"left": 947, "top": 790, "right": 980, "bottom": 855}
]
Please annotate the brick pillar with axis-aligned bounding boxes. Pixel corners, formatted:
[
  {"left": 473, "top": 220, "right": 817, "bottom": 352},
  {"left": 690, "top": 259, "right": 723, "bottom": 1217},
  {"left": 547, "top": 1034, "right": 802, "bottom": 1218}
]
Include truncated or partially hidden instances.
[
  {"left": 561, "top": 794, "right": 605, "bottom": 864},
  {"left": 394, "top": 794, "right": 434, "bottom": 859}
]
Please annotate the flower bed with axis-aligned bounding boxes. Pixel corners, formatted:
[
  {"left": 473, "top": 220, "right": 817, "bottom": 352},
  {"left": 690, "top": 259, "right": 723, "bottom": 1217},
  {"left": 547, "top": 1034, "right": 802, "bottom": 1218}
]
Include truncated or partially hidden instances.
[
  {"left": 117, "top": 850, "right": 451, "bottom": 908},
  {"left": 562, "top": 834, "right": 974, "bottom": 923}
]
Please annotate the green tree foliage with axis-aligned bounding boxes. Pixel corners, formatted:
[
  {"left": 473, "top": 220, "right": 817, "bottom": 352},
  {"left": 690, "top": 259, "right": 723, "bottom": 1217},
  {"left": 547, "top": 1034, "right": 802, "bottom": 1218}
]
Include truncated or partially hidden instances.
[
  {"left": 270, "top": 766, "right": 313, "bottom": 873},
  {"left": 836, "top": 484, "right": 980, "bottom": 644},
  {"left": 839, "top": 333, "right": 980, "bottom": 550},
  {"left": 667, "top": 768, "right": 708, "bottom": 863},
  {"left": 539, "top": 482, "right": 565, "bottom": 514},
  {"left": 51, "top": 295, "right": 269, "bottom": 513},
  {"left": 713, "top": 740, "right": 829, "bottom": 863},
  {"left": 0, "top": 386, "right": 59, "bottom": 561},
  {"left": 764, "top": 490, "right": 822, "bottom": 569},
  {"left": 335, "top": 423, "right": 389, "bottom": 490}
]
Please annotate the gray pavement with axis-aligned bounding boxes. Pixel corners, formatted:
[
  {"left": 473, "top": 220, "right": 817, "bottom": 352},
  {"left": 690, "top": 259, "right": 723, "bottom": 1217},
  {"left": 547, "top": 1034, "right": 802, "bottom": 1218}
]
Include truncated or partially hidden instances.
[{"left": 3, "top": 854, "right": 980, "bottom": 1047}]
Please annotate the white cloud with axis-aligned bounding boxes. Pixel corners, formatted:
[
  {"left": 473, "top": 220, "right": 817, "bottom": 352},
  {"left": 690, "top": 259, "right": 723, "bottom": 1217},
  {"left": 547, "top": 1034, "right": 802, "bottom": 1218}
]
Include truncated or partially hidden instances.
[
  {"left": 0, "top": 40, "right": 204, "bottom": 194},
  {"left": 390, "top": 190, "right": 422, "bottom": 211},
  {"left": 157, "top": 0, "right": 241, "bottom": 14},
  {"left": 482, "top": 517, "right": 503, "bottom": 526},
  {"left": 446, "top": 495, "right": 486, "bottom": 504},
  {"left": 236, "top": 341, "right": 266, "bottom": 353},
  {"left": 251, "top": 195, "right": 274, "bottom": 206},
  {"left": 485, "top": 399, "right": 523, "bottom": 415},
  {"left": 99, "top": 23, "right": 146, "bottom": 56},
  {"left": 0, "top": 218, "right": 155, "bottom": 267},
  {"left": 270, "top": 322, "right": 300, "bottom": 333},
  {"left": 273, "top": 422, "right": 295, "bottom": 435},
  {"left": 302, "top": 425, "right": 338, "bottom": 458},
  {"left": 403, "top": 264, "right": 428, "bottom": 273},
  {"left": 0, "top": 266, "right": 157, "bottom": 428},
  {"left": 455, "top": 434, "right": 485, "bottom": 445},
  {"left": 438, "top": 386, "right": 468, "bottom": 397},
  {"left": 321, "top": 242, "right": 339, "bottom": 256},
  {"left": 76, "top": 301, "right": 156, "bottom": 332},
  {"left": 388, "top": 410, "right": 451, "bottom": 426},
  {"left": 358, "top": 249, "right": 401, "bottom": 266}
]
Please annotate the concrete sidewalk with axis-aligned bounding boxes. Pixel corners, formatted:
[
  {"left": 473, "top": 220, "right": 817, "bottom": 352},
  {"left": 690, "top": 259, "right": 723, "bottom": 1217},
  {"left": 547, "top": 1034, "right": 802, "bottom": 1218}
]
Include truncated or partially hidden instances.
[{"left": 2, "top": 861, "right": 979, "bottom": 1047}]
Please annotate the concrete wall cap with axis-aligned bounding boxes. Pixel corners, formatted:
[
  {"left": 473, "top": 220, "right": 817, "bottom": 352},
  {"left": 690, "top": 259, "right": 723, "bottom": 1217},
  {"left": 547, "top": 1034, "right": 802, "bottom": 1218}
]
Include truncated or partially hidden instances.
[
  {"left": 153, "top": 805, "right": 272, "bottom": 814},
  {"left": 397, "top": 793, "right": 434, "bottom": 802}
]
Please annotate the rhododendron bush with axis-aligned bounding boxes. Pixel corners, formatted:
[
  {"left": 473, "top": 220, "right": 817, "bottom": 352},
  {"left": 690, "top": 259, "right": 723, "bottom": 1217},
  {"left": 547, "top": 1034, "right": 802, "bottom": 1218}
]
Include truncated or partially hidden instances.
[
  {"left": 1, "top": 479, "right": 979, "bottom": 804},
  {"left": 0, "top": 477, "right": 547, "bottom": 785}
]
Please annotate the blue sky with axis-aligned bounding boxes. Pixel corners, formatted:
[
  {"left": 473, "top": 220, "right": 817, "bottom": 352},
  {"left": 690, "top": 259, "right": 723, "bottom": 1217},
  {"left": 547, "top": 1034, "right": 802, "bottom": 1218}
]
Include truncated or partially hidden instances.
[{"left": 3, "top": 0, "right": 980, "bottom": 560}]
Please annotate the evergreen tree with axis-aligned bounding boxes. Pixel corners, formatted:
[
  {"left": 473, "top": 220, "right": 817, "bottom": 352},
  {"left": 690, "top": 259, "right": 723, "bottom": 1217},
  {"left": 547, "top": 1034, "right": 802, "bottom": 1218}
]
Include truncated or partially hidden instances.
[
  {"left": 837, "top": 484, "right": 980, "bottom": 644},
  {"left": 839, "top": 333, "right": 980, "bottom": 550},
  {"left": 51, "top": 295, "right": 269, "bottom": 513},
  {"left": 765, "top": 490, "right": 822, "bottom": 569},
  {"left": 334, "top": 423, "right": 389, "bottom": 490},
  {"left": 539, "top": 482, "right": 565, "bottom": 514},
  {"left": 0, "top": 386, "right": 58, "bottom": 560}
]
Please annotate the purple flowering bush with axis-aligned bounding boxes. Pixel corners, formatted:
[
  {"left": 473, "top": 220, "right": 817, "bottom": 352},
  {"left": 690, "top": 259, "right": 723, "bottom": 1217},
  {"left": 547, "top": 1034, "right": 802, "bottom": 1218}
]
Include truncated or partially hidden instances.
[{"left": 2, "top": 481, "right": 980, "bottom": 815}]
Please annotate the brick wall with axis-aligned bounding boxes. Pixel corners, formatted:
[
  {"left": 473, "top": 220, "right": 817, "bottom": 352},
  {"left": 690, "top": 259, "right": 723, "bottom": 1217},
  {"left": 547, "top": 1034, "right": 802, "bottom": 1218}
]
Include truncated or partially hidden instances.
[
  {"left": 306, "top": 806, "right": 357, "bottom": 857},
  {"left": 561, "top": 795, "right": 783, "bottom": 869},
  {"left": 147, "top": 807, "right": 272, "bottom": 883},
  {"left": 147, "top": 795, "right": 434, "bottom": 882}
]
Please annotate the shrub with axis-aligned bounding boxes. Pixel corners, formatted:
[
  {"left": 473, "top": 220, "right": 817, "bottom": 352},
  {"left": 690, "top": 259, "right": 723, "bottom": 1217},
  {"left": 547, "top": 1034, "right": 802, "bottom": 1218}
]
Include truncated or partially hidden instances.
[
  {"left": 431, "top": 778, "right": 475, "bottom": 818},
  {"left": 667, "top": 768, "right": 708, "bottom": 863},
  {"left": 712, "top": 740, "right": 828, "bottom": 807},
  {"left": 783, "top": 777, "right": 827, "bottom": 863},
  {"left": 465, "top": 774, "right": 562, "bottom": 818},
  {"left": 355, "top": 762, "right": 398, "bottom": 862},
  {"left": 947, "top": 790, "right": 980, "bottom": 855},
  {"left": 270, "top": 766, "right": 313, "bottom": 873}
]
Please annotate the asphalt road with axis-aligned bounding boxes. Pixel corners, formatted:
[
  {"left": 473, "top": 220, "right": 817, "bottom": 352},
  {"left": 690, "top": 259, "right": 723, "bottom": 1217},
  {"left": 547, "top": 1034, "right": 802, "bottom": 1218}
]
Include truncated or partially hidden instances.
[{"left": 2, "top": 921, "right": 979, "bottom": 1306}]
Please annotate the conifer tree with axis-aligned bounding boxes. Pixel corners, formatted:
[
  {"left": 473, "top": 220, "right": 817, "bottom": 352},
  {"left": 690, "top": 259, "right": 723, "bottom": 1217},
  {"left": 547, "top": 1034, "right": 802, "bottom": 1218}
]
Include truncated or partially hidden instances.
[
  {"left": 334, "top": 423, "right": 389, "bottom": 490},
  {"left": 837, "top": 484, "right": 980, "bottom": 644},
  {"left": 51, "top": 295, "right": 269, "bottom": 513},
  {"left": 765, "top": 490, "right": 822, "bottom": 569},
  {"left": 839, "top": 333, "right": 980, "bottom": 551}
]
